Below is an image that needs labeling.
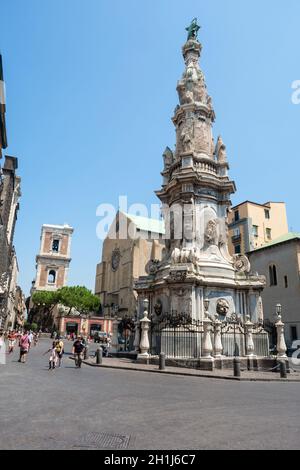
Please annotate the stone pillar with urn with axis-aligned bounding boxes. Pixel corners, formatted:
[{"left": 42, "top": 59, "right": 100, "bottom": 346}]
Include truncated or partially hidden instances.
[
  {"left": 138, "top": 299, "right": 151, "bottom": 359},
  {"left": 245, "top": 315, "right": 256, "bottom": 358},
  {"left": 275, "top": 305, "right": 287, "bottom": 359}
]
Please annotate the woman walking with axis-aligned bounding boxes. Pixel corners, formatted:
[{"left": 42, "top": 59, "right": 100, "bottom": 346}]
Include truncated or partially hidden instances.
[
  {"left": 18, "top": 331, "right": 30, "bottom": 363},
  {"left": 55, "top": 337, "right": 64, "bottom": 367},
  {"left": 8, "top": 330, "right": 17, "bottom": 354}
]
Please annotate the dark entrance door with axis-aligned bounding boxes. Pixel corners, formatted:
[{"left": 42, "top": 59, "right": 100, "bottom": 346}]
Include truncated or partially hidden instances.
[
  {"left": 66, "top": 322, "right": 78, "bottom": 335},
  {"left": 90, "top": 324, "right": 101, "bottom": 338}
]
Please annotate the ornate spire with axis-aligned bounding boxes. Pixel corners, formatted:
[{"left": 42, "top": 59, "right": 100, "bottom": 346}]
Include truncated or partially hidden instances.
[{"left": 172, "top": 22, "right": 215, "bottom": 160}]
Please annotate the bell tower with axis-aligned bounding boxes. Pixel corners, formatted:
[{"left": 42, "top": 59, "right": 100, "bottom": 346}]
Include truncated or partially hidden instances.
[{"left": 34, "top": 224, "right": 74, "bottom": 291}]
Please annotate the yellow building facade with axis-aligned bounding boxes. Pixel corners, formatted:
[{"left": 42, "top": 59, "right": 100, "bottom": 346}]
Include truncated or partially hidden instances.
[{"left": 228, "top": 201, "right": 288, "bottom": 255}]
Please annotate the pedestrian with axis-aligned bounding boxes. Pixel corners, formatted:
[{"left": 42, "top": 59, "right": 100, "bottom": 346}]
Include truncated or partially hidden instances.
[
  {"left": 18, "top": 331, "right": 30, "bottom": 363},
  {"left": 33, "top": 332, "right": 39, "bottom": 347},
  {"left": 28, "top": 330, "right": 34, "bottom": 349},
  {"left": 55, "top": 336, "right": 64, "bottom": 367},
  {"left": 8, "top": 330, "right": 17, "bottom": 354},
  {"left": 0, "top": 330, "right": 5, "bottom": 365},
  {"left": 72, "top": 336, "right": 85, "bottom": 368},
  {"left": 44, "top": 341, "right": 58, "bottom": 370}
]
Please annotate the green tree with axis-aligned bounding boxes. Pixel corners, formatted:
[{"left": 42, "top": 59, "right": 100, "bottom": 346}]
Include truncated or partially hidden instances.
[
  {"left": 31, "top": 290, "right": 61, "bottom": 329},
  {"left": 57, "top": 286, "right": 100, "bottom": 315}
]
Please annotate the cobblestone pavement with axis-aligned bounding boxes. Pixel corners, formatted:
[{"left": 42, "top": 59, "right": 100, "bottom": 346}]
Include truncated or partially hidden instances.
[{"left": 0, "top": 339, "right": 300, "bottom": 450}]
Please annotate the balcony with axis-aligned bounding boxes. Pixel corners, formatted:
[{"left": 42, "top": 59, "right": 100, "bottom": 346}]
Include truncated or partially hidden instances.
[{"left": 231, "top": 234, "right": 241, "bottom": 243}]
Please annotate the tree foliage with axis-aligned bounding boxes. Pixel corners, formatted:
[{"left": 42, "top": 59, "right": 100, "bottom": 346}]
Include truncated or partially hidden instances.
[
  {"left": 58, "top": 286, "right": 100, "bottom": 315},
  {"left": 32, "top": 286, "right": 100, "bottom": 317},
  {"left": 31, "top": 290, "right": 61, "bottom": 312}
]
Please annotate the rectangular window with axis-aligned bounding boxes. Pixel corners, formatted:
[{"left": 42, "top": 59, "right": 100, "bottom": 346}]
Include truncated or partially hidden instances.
[
  {"left": 284, "top": 275, "right": 288, "bottom": 288},
  {"left": 291, "top": 326, "right": 298, "bottom": 342},
  {"left": 266, "top": 228, "right": 272, "bottom": 240},
  {"left": 234, "top": 210, "right": 240, "bottom": 222},
  {"left": 252, "top": 225, "right": 258, "bottom": 237},
  {"left": 234, "top": 228, "right": 240, "bottom": 237},
  {"left": 264, "top": 209, "right": 270, "bottom": 219},
  {"left": 234, "top": 244, "right": 241, "bottom": 254}
]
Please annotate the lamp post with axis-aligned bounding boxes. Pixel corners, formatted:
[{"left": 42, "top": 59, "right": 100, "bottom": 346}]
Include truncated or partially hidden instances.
[
  {"left": 204, "top": 298, "right": 210, "bottom": 318},
  {"left": 230, "top": 312, "right": 240, "bottom": 357},
  {"left": 276, "top": 303, "right": 282, "bottom": 317}
]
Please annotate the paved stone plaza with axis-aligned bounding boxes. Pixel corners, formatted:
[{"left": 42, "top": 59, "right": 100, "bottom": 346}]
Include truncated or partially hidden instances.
[{"left": 0, "top": 339, "right": 299, "bottom": 450}]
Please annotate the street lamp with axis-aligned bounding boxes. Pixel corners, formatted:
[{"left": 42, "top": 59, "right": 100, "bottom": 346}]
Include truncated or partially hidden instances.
[
  {"left": 230, "top": 312, "right": 240, "bottom": 357},
  {"left": 276, "top": 303, "right": 282, "bottom": 318},
  {"left": 204, "top": 298, "right": 210, "bottom": 317}
]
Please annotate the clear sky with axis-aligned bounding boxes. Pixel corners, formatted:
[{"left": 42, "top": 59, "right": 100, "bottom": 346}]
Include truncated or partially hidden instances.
[{"left": 1, "top": 0, "right": 300, "bottom": 295}]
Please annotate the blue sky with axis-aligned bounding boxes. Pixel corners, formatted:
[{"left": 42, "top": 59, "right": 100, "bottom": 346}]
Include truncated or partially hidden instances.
[{"left": 1, "top": 0, "right": 299, "bottom": 295}]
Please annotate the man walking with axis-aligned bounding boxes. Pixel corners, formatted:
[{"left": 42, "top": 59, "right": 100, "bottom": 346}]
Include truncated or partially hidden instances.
[{"left": 72, "top": 337, "right": 85, "bottom": 368}]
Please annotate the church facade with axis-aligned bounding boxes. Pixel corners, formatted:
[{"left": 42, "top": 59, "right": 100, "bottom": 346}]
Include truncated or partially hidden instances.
[{"left": 95, "top": 211, "right": 165, "bottom": 318}]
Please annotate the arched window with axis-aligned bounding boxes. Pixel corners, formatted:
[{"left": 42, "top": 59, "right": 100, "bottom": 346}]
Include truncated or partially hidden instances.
[
  {"left": 48, "top": 270, "right": 56, "bottom": 284},
  {"left": 269, "top": 265, "right": 277, "bottom": 287}
]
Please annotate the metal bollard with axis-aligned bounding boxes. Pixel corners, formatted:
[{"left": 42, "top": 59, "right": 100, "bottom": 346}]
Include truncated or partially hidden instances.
[
  {"left": 84, "top": 346, "right": 89, "bottom": 360},
  {"left": 96, "top": 347, "right": 103, "bottom": 365},
  {"left": 279, "top": 360, "right": 287, "bottom": 379},
  {"left": 233, "top": 357, "right": 241, "bottom": 377},
  {"left": 159, "top": 352, "right": 166, "bottom": 371}
]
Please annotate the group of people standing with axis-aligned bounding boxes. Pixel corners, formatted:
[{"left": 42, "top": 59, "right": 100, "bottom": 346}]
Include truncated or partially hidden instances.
[
  {"left": 0, "top": 329, "right": 40, "bottom": 364},
  {"left": 0, "top": 329, "right": 102, "bottom": 371}
]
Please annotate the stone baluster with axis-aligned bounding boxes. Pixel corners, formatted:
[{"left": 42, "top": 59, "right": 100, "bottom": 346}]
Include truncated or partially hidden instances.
[
  {"left": 213, "top": 318, "right": 223, "bottom": 358},
  {"left": 138, "top": 310, "right": 151, "bottom": 357},
  {"left": 202, "top": 316, "right": 213, "bottom": 359},
  {"left": 245, "top": 315, "right": 256, "bottom": 357},
  {"left": 110, "top": 317, "right": 120, "bottom": 354},
  {"left": 275, "top": 315, "right": 287, "bottom": 358}
]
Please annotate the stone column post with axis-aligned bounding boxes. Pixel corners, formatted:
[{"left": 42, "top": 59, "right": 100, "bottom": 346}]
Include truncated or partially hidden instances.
[
  {"left": 132, "top": 318, "right": 140, "bottom": 352},
  {"left": 276, "top": 315, "right": 287, "bottom": 358},
  {"left": 110, "top": 317, "right": 120, "bottom": 354},
  {"left": 202, "top": 316, "right": 213, "bottom": 360},
  {"left": 245, "top": 315, "right": 256, "bottom": 357},
  {"left": 213, "top": 319, "right": 223, "bottom": 358},
  {"left": 138, "top": 310, "right": 151, "bottom": 357}
]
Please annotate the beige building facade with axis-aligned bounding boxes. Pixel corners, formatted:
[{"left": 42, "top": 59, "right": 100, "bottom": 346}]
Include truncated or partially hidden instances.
[
  {"left": 95, "top": 211, "right": 165, "bottom": 318},
  {"left": 228, "top": 201, "right": 288, "bottom": 256},
  {"left": 248, "top": 233, "right": 300, "bottom": 347}
]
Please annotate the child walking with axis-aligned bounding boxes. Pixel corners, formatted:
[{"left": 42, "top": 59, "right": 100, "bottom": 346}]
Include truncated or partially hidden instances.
[{"left": 44, "top": 341, "right": 58, "bottom": 370}]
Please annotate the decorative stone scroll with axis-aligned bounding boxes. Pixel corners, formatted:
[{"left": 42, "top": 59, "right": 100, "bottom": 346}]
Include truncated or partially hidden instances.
[{"left": 232, "top": 254, "right": 251, "bottom": 274}]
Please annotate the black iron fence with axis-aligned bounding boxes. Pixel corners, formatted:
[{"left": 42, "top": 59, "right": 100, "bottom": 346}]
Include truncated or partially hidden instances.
[{"left": 148, "top": 313, "right": 270, "bottom": 359}]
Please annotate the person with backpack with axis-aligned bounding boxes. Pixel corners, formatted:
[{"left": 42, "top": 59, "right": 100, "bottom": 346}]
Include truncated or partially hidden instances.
[
  {"left": 18, "top": 331, "right": 30, "bottom": 363},
  {"left": 72, "top": 337, "right": 85, "bottom": 368}
]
